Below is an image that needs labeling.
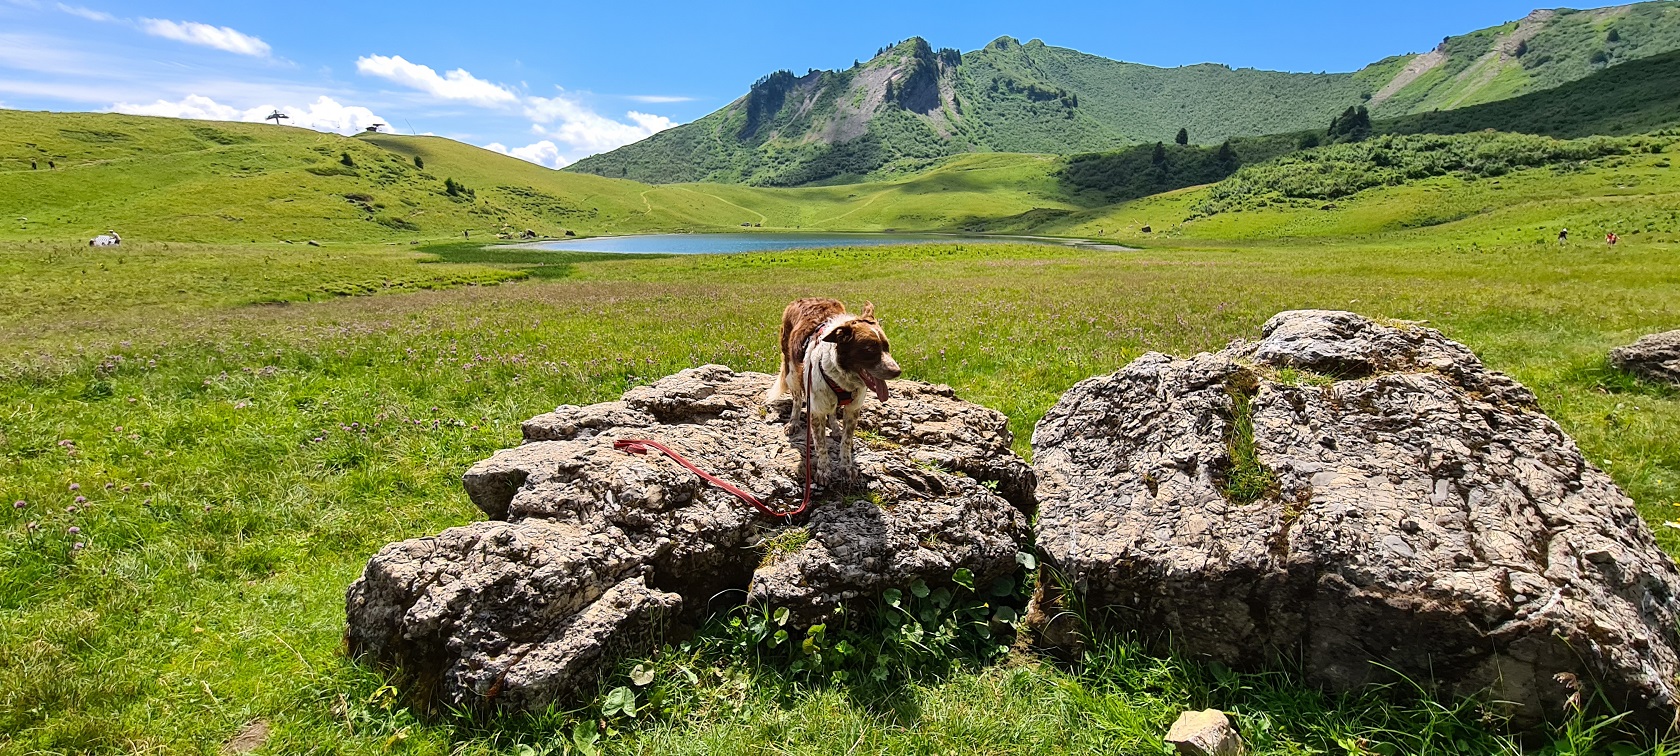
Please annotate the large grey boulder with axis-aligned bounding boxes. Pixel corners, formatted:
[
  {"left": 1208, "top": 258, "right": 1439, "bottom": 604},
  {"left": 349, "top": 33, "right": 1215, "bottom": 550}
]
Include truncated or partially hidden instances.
[
  {"left": 345, "top": 365, "right": 1032, "bottom": 712},
  {"left": 1611, "top": 329, "right": 1680, "bottom": 386},
  {"left": 1032, "top": 310, "right": 1680, "bottom": 727}
]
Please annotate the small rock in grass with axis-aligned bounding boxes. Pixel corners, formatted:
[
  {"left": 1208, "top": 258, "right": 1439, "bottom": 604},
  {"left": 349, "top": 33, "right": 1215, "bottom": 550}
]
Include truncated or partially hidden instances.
[
  {"left": 1610, "top": 329, "right": 1680, "bottom": 386},
  {"left": 1165, "top": 709, "right": 1245, "bottom": 756}
]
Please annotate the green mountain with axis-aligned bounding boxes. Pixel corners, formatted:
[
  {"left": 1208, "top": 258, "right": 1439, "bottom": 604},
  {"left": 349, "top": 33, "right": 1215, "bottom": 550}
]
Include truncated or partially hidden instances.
[
  {"left": 569, "top": 2, "right": 1680, "bottom": 187},
  {"left": 568, "top": 37, "right": 1366, "bottom": 186}
]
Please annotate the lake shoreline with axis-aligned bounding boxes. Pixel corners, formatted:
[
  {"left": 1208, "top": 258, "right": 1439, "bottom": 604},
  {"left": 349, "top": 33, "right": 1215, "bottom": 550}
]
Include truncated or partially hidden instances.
[{"left": 501, "top": 231, "right": 1137, "bottom": 255}]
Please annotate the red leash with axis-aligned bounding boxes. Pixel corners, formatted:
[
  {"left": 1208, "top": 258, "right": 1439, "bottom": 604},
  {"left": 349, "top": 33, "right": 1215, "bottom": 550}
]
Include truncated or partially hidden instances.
[
  {"left": 616, "top": 327, "right": 847, "bottom": 519},
  {"left": 613, "top": 438, "right": 811, "bottom": 519}
]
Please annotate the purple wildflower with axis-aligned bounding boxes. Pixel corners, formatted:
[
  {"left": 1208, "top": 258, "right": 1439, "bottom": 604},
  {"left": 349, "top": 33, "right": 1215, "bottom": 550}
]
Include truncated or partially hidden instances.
[
  {"left": 12, "top": 500, "right": 23, "bottom": 509},
  {"left": 74, "top": 496, "right": 87, "bottom": 504},
  {"left": 73, "top": 542, "right": 85, "bottom": 550},
  {"left": 66, "top": 506, "right": 78, "bottom": 514},
  {"left": 67, "top": 526, "right": 81, "bottom": 535},
  {"left": 68, "top": 483, "right": 80, "bottom": 491}
]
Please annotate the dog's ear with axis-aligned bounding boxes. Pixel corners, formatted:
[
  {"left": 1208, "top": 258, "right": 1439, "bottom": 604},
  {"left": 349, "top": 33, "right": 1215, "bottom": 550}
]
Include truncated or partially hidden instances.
[
  {"left": 823, "top": 324, "right": 853, "bottom": 343},
  {"left": 859, "top": 301, "right": 876, "bottom": 319}
]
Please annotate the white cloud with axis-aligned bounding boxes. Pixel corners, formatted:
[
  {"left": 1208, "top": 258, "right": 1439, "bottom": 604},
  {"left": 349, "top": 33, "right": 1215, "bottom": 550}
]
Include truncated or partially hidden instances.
[
  {"left": 355, "top": 54, "right": 518, "bottom": 107},
  {"left": 524, "top": 92, "right": 677, "bottom": 157},
  {"left": 55, "top": 3, "right": 113, "bottom": 22},
  {"left": 349, "top": 55, "right": 676, "bottom": 163},
  {"left": 110, "top": 94, "right": 388, "bottom": 135},
  {"left": 139, "top": 18, "right": 271, "bottom": 57},
  {"left": 623, "top": 94, "right": 697, "bottom": 104},
  {"left": 486, "top": 140, "right": 566, "bottom": 169}
]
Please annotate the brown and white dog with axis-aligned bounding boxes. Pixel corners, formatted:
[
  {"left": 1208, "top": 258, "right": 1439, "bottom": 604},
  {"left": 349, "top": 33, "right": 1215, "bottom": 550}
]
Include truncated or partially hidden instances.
[{"left": 767, "top": 298, "right": 902, "bottom": 484}]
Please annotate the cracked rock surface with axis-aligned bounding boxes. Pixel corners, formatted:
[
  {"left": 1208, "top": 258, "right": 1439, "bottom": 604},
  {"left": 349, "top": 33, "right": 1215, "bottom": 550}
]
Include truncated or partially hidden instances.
[
  {"left": 1031, "top": 310, "right": 1680, "bottom": 727},
  {"left": 345, "top": 365, "right": 1032, "bottom": 712},
  {"left": 1611, "top": 329, "right": 1680, "bottom": 386}
]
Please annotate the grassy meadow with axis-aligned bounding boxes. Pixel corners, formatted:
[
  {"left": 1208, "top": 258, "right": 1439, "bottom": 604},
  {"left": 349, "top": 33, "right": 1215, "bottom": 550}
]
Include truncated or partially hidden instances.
[{"left": 2, "top": 219, "right": 1678, "bottom": 753}]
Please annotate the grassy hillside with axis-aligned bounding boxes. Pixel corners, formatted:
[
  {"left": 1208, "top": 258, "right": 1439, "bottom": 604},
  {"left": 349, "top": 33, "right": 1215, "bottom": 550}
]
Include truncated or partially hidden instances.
[
  {"left": 0, "top": 109, "right": 1100, "bottom": 242},
  {"left": 1379, "top": 48, "right": 1680, "bottom": 138},
  {"left": 1365, "top": 2, "right": 1680, "bottom": 115},
  {"left": 1041, "top": 131, "right": 1679, "bottom": 245},
  {"left": 572, "top": 2, "right": 1680, "bottom": 187},
  {"left": 0, "top": 110, "right": 762, "bottom": 244}
]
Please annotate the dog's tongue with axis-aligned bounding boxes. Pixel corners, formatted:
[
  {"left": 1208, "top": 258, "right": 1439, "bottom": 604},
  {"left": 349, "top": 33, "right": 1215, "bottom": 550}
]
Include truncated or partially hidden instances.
[{"left": 861, "top": 371, "right": 889, "bottom": 402}]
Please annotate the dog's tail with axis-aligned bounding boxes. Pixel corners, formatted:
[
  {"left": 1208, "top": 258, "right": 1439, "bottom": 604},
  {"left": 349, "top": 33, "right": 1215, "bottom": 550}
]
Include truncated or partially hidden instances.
[{"left": 766, "top": 358, "right": 789, "bottom": 403}]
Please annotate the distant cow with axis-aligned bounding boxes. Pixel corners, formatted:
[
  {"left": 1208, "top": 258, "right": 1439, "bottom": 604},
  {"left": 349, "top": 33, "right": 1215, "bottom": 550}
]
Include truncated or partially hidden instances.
[{"left": 89, "top": 230, "right": 121, "bottom": 247}]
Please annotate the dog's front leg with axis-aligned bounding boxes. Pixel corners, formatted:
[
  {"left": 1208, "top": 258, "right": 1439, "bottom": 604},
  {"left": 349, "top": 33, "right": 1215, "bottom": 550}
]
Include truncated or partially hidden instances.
[
  {"left": 808, "top": 409, "right": 833, "bottom": 485},
  {"left": 841, "top": 406, "right": 862, "bottom": 486}
]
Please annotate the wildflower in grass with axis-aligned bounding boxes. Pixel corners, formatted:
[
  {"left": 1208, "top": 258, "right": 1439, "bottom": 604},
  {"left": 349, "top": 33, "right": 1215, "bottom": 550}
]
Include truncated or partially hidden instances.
[
  {"left": 66, "top": 506, "right": 78, "bottom": 514},
  {"left": 12, "top": 500, "right": 24, "bottom": 510},
  {"left": 104, "top": 482, "right": 113, "bottom": 489},
  {"left": 68, "top": 526, "right": 80, "bottom": 535},
  {"left": 73, "top": 542, "right": 84, "bottom": 550},
  {"left": 68, "top": 483, "right": 80, "bottom": 491},
  {"left": 74, "top": 496, "right": 87, "bottom": 504},
  {"left": 26, "top": 522, "right": 38, "bottom": 531}
]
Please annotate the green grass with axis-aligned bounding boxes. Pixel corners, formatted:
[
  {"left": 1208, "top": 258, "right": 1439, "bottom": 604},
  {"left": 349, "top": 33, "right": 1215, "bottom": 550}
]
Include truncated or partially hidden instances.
[{"left": 3, "top": 206, "right": 1679, "bottom": 752}]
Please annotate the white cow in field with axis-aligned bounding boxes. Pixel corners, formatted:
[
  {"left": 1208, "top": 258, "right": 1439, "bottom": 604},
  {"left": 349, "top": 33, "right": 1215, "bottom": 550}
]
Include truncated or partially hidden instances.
[{"left": 89, "top": 230, "right": 121, "bottom": 247}]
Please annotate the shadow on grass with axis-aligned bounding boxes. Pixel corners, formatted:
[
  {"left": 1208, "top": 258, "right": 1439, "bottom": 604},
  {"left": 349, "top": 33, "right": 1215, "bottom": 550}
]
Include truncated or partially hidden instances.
[
  {"left": 417, "top": 241, "right": 672, "bottom": 280},
  {"left": 1564, "top": 358, "right": 1679, "bottom": 401}
]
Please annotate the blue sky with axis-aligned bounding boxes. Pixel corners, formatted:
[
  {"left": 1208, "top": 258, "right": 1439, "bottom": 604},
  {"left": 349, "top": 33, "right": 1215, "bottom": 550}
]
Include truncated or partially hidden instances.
[{"left": 0, "top": 0, "right": 1626, "bottom": 167}]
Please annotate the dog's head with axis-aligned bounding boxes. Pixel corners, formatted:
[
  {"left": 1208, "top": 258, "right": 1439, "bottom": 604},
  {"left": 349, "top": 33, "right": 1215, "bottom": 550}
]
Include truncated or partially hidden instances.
[{"left": 824, "top": 302, "right": 902, "bottom": 402}]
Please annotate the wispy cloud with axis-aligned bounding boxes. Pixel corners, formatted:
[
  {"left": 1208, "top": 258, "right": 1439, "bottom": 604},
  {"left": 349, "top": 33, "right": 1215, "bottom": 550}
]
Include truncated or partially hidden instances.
[
  {"left": 54, "top": 2, "right": 113, "bottom": 22},
  {"left": 139, "top": 18, "right": 272, "bottom": 57},
  {"left": 355, "top": 54, "right": 518, "bottom": 107},
  {"left": 623, "top": 94, "right": 697, "bottom": 103},
  {"left": 11, "top": 5, "right": 277, "bottom": 59}
]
